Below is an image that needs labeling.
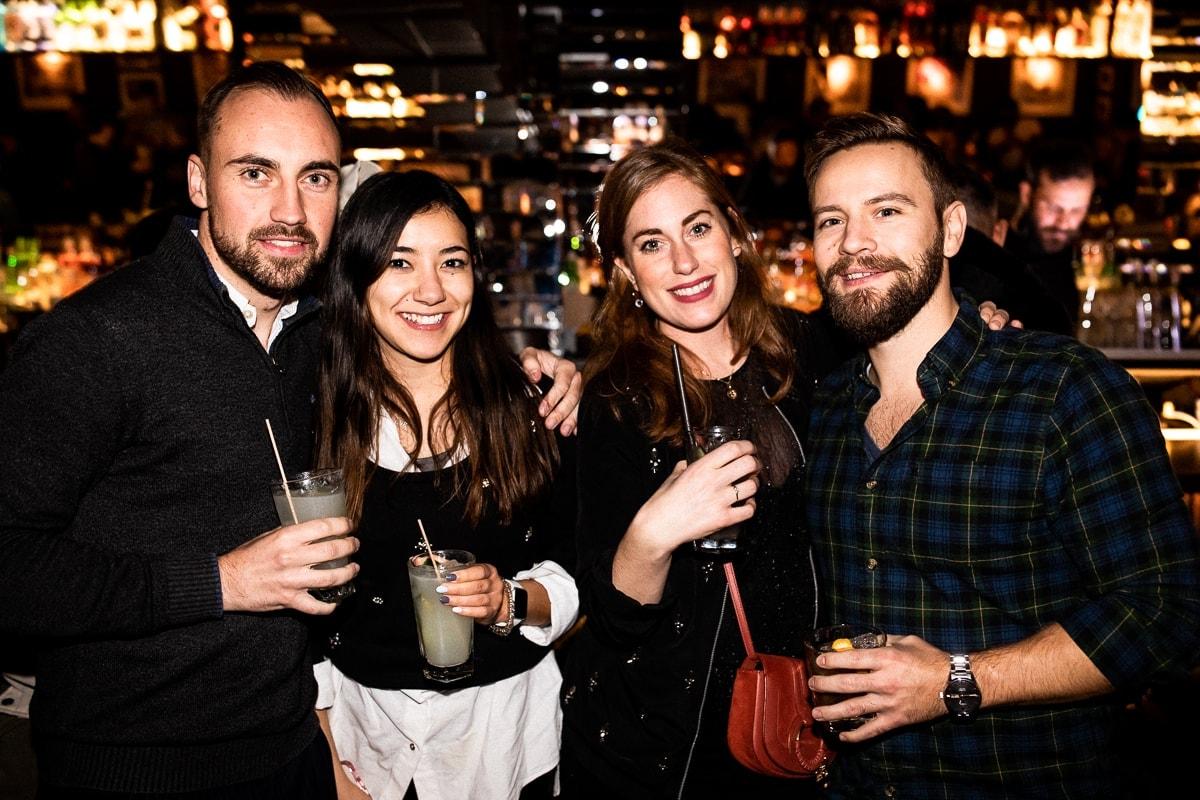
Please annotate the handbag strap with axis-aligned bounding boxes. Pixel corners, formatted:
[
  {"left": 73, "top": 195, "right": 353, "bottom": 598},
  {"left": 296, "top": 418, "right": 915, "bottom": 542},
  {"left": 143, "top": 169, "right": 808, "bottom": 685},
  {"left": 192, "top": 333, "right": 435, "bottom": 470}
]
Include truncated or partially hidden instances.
[{"left": 724, "top": 562, "right": 757, "bottom": 659}]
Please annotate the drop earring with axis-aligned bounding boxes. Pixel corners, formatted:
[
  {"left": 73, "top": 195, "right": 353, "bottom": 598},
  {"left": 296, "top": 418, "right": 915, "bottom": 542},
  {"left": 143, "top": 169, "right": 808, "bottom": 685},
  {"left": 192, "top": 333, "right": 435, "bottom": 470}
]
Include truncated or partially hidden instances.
[{"left": 632, "top": 289, "right": 644, "bottom": 309}]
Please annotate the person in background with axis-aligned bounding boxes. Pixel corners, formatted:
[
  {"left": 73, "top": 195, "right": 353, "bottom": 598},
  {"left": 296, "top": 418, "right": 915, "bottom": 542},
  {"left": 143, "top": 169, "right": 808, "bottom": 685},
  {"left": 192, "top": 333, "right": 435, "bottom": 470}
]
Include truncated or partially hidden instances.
[
  {"left": 737, "top": 127, "right": 811, "bottom": 226},
  {"left": 559, "top": 138, "right": 832, "bottom": 799},
  {"left": 949, "top": 165, "right": 1073, "bottom": 335},
  {"left": 0, "top": 62, "right": 579, "bottom": 799},
  {"left": 1007, "top": 139, "right": 1096, "bottom": 330},
  {"left": 955, "top": 165, "right": 1009, "bottom": 246},
  {"left": 312, "top": 170, "right": 579, "bottom": 800},
  {"left": 803, "top": 111, "right": 1200, "bottom": 799}
]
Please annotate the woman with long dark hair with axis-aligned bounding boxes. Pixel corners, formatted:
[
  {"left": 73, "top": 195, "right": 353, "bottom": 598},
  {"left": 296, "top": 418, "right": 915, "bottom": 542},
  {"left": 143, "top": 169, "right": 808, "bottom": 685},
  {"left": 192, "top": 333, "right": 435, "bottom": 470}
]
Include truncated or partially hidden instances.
[
  {"left": 558, "top": 139, "right": 832, "bottom": 798},
  {"left": 313, "top": 170, "right": 577, "bottom": 800}
]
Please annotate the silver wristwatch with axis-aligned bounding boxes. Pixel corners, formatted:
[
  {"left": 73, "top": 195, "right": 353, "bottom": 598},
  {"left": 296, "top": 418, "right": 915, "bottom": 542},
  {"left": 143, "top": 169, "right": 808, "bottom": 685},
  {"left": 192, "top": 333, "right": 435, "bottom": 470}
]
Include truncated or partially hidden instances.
[{"left": 940, "top": 653, "right": 982, "bottom": 724}]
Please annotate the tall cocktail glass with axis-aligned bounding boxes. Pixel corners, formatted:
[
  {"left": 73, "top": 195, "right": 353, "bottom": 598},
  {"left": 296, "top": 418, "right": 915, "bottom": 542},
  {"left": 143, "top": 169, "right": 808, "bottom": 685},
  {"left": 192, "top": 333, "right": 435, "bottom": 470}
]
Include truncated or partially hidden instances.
[
  {"left": 407, "top": 549, "right": 475, "bottom": 683},
  {"left": 270, "top": 468, "right": 354, "bottom": 604}
]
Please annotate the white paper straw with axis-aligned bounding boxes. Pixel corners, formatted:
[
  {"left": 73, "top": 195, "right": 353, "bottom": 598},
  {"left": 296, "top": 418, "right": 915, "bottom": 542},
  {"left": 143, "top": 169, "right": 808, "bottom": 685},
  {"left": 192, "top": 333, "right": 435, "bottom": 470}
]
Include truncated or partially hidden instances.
[
  {"left": 265, "top": 419, "right": 298, "bottom": 525},
  {"left": 417, "top": 519, "right": 444, "bottom": 580}
]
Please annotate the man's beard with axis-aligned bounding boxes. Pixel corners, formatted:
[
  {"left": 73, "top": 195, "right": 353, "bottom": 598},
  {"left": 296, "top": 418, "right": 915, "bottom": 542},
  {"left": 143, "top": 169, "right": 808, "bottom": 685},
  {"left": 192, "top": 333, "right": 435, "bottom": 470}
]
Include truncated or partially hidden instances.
[
  {"left": 1036, "top": 225, "right": 1075, "bottom": 254},
  {"left": 817, "top": 235, "right": 944, "bottom": 348},
  {"left": 208, "top": 209, "right": 324, "bottom": 299}
]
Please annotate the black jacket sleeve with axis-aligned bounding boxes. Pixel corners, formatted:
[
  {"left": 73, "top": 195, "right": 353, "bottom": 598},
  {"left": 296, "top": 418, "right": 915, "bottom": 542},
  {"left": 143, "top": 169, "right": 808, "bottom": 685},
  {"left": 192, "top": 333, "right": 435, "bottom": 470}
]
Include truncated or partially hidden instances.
[{"left": 574, "top": 389, "right": 684, "bottom": 648}]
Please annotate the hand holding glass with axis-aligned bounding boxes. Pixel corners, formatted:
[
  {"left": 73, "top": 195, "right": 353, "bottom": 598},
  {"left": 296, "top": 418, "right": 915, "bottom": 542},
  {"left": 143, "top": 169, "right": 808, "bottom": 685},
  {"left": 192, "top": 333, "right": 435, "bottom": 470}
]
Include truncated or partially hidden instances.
[
  {"left": 689, "top": 425, "right": 747, "bottom": 555},
  {"left": 270, "top": 468, "right": 355, "bottom": 604},
  {"left": 804, "top": 623, "right": 888, "bottom": 733},
  {"left": 408, "top": 549, "right": 476, "bottom": 683}
]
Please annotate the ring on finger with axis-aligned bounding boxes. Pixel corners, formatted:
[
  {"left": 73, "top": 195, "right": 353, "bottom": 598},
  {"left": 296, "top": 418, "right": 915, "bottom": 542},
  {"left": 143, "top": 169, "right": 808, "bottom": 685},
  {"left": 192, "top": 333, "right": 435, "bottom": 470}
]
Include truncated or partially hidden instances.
[{"left": 733, "top": 483, "right": 740, "bottom": 504}]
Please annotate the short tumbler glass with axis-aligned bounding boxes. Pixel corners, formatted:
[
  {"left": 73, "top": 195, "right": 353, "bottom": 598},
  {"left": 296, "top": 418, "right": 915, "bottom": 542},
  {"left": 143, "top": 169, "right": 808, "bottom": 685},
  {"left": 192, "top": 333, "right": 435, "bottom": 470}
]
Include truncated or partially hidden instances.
[
  {"left": 689, "top": 424, "right": 745, "bottom": 556},
  {"left": 804, "top": 623, "right": 888, "bottom": 733}
]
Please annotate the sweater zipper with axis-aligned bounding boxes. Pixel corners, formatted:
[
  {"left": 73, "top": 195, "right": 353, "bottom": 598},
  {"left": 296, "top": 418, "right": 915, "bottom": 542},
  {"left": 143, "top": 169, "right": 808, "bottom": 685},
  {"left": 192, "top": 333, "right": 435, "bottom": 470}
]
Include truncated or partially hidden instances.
[
  {"left": 221, "top": 291, "right": 316, "bottom": 442},
  {"left": 265, "top": 309, "right": 314, "bottom": 438},
  {"left": 677, "top": 587, "right": 729, "bottom": 799}
]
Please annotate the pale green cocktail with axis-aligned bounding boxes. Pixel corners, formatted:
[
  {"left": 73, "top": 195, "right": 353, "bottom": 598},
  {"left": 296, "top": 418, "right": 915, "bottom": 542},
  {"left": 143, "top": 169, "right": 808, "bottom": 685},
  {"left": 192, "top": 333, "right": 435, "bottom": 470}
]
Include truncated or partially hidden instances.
[
  {"left": 271, "top": 468, "right": 354, "bottom": 603},
  {"left": 407, "top": 550, "right": 475, "bottom": 683}
]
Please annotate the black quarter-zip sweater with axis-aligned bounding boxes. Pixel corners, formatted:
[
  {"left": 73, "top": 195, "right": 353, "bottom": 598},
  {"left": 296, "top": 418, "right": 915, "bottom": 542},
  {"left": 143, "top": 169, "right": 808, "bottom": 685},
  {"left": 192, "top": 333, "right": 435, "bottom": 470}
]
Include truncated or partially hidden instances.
[{"left": 0, "top": 218, "right": 323, "bottom": 792}]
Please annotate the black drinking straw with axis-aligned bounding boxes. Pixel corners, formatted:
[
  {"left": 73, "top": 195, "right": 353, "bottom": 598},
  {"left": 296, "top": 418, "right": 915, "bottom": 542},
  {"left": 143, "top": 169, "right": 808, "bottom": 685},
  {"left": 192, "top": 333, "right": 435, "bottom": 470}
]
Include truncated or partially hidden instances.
[{"left": 672, "top": 344, "right": 704, "bottom": 460}]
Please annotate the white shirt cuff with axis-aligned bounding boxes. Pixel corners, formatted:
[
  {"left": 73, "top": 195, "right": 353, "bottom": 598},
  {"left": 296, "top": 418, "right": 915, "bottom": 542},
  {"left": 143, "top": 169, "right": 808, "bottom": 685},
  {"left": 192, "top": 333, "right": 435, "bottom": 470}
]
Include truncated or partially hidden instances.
[
  {"left": 313, "top": 658, "right": 335, "bottom": 709},
  {"left": 514, "top": 559, "right": 579, "bottom": 645}
]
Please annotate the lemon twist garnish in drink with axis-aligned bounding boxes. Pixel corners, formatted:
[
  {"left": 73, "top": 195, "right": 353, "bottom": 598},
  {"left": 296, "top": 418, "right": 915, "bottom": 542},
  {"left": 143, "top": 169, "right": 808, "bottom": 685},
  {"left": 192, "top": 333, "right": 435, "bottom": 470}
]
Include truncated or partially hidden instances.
[{"left": 831, "top": 637, "right": 854, "bottom": 652}]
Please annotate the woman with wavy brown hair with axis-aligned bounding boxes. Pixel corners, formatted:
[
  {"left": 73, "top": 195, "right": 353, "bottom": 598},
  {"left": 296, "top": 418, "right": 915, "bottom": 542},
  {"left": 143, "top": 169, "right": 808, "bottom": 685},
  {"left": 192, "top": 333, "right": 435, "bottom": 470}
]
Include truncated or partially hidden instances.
[{"left": 558, "top": 139, "right": 833, "bottom": 798}]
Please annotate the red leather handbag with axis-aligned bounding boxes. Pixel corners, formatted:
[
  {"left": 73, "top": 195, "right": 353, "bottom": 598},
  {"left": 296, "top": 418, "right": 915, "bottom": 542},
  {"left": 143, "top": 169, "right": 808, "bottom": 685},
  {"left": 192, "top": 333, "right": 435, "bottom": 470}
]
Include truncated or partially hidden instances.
[{"left": 724, "top": 562, "right": 833, "bottom": 779}]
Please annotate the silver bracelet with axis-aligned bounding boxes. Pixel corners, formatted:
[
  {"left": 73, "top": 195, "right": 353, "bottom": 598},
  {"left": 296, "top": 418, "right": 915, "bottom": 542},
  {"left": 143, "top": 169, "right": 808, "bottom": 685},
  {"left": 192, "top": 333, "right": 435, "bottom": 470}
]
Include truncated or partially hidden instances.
[{"left": 489, "top": 578, "right": 517, "bottom": 637}]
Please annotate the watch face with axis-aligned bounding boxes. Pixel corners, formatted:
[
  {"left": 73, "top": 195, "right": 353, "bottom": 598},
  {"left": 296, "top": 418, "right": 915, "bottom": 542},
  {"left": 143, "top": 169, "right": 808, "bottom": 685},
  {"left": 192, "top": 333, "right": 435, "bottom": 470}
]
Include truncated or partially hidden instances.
[
  {"left": 944, "top": 678, "right": 982, "bottom": 719},
  {"left": 512, "top": 584, "right": 529, "bottom": 619}
]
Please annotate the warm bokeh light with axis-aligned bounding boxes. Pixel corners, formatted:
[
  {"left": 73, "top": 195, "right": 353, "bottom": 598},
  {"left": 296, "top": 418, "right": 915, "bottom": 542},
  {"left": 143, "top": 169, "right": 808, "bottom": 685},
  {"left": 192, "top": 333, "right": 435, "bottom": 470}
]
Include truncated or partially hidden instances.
[
  {"left": 1025, "top": 57, "right": 1061, "bottom": 91},
  {"left": 353, "top": 64, "right": 395, "bottom": 77},
  {"left": 826, "top": 56, "right": 856, "bottom": 97}
]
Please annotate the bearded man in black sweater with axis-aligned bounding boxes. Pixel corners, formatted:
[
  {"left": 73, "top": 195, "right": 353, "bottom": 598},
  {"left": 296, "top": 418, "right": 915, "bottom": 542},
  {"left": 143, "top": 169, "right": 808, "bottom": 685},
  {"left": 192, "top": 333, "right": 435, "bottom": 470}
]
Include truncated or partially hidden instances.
[{"left": 0, "top": 63, "right": 578, "bottom": 799}]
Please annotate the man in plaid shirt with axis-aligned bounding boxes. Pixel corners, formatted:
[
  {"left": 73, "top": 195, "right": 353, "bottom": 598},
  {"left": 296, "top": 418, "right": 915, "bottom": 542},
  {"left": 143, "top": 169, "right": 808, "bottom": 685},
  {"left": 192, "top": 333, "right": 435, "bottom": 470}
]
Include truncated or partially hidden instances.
[{"left": 802, "top": 112, "right": 1200, "bottom": 799}]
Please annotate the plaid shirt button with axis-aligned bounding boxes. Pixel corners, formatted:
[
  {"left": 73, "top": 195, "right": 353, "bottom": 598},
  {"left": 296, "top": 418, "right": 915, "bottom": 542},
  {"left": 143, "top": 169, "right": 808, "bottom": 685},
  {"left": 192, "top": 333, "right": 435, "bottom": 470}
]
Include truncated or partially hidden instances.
[
  {"left": 867, "top": 558, "right": 879, "bottom": 571},
  {"left": 865, "top": 479, "right": 877, "bottom": 489}
]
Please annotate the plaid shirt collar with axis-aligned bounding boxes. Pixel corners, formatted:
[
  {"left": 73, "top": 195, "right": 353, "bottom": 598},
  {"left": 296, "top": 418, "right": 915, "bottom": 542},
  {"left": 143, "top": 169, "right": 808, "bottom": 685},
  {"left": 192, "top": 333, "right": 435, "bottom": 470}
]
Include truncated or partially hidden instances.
[{"left": 850, "top": 299, "right": 986, "bottom": 411}]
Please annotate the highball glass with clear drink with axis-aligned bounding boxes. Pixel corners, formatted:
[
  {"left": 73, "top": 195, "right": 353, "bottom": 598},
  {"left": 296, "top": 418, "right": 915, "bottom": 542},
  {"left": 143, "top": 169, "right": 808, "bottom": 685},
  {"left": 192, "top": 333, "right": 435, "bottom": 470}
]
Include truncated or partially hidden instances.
[
  {"left": 270, "top": 468, "right": 355, "bottom": 604},
  {"left": 407, "top": 550, "right": 476, "bottom": 683}
]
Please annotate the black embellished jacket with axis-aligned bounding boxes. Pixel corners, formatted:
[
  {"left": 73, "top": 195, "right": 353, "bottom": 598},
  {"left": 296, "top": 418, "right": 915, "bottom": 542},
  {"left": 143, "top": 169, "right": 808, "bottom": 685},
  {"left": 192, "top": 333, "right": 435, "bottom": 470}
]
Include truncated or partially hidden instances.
[{"left": 559, "top": 311, "right": 837, "bottom": 799}]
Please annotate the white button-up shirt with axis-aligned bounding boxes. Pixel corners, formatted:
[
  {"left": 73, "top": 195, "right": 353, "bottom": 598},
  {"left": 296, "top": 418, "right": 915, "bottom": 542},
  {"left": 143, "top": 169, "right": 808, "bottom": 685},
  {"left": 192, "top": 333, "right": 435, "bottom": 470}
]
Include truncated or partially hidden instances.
[{"left": 315, "top": 413, "right": 579, "bottom": 799}]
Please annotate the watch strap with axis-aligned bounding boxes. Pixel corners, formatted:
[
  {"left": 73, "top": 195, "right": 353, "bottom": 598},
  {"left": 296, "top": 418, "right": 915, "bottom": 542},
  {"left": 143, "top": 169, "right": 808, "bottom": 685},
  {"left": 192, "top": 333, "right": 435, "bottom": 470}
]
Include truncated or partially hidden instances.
[{"left": 949, "top": 653, "right": 972, "bottom": 678}]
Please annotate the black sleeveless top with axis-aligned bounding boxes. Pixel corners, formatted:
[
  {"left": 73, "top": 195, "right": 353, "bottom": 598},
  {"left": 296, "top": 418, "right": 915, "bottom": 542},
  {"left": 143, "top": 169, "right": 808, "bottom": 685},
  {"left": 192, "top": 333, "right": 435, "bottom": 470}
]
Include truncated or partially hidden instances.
[{"left": 321, "top": 437, "right": 576, "bottom": 691}]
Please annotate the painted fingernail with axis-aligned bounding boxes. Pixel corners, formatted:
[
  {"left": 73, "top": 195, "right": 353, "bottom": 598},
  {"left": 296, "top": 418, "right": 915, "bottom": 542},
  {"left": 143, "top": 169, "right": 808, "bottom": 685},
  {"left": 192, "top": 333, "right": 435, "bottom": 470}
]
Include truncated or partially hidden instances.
[
  {"left": 445, "top": 573, "right": 457, "bottom": 582},
  {"left": 435, "top": 584, "right": 448, "bottom": 593},
  {"left": 451, "top": 606, "right": 464, "bottom": 614},
  {"left": 439, "top": 595, "right": 450, "bottom": 605}
]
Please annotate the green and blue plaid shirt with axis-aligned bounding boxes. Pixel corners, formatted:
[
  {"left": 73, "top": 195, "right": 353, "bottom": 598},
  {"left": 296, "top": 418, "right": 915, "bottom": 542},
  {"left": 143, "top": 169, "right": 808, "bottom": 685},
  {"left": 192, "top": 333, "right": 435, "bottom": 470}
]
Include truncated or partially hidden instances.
[{"left": 807, "top": 301, "right": 1200, "bottom": 799}]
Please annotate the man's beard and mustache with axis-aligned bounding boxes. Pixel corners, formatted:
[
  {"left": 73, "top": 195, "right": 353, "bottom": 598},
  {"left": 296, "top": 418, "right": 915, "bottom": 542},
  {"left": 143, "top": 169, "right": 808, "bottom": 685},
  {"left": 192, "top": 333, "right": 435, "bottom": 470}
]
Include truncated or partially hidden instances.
[
  {"left": 817, "top": 235, "right": 944, "bottom": 348},
  {"left": 208, "top": 210, "right": 325, "bottom": 299},
  {"left": 1036, "top": 225, "right": 1075, "bottom": 254}
]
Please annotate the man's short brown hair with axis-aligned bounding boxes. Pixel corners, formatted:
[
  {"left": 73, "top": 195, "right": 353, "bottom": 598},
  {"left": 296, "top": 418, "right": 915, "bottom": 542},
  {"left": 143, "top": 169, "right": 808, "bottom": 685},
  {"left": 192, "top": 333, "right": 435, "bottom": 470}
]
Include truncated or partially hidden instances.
[
  {"left": 804, "top": 112, "right": 955, "bottom": 215},
  {"left": 196, "top": 61, "right": 338, "bottom": 161}
]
